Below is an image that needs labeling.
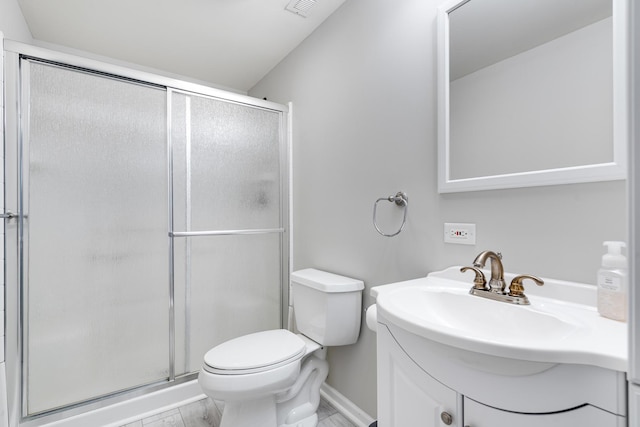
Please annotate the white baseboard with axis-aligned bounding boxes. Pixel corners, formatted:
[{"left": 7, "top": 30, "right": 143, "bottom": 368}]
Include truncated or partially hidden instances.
[{"left": 320, "top": 383, "right": 375, "bottom": 427}]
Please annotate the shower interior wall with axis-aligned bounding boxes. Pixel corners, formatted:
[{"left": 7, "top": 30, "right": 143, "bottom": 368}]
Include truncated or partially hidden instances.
[
  {"left": 1, "top": 0, "right": 36, "bottom": 396},
  {"left": 1, "top": 32, "right": 8, "bottom": 427},
  {"left": 1, "top": 34, "right": 5, "bottom": 362},
  {"left": 1, "top": 1, "right": 34, "bottom": 421}
]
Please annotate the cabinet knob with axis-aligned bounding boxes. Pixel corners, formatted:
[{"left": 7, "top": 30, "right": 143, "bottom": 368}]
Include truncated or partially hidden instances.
[{"left": 440, "top": 411, "right": 453, "bottom": 425}]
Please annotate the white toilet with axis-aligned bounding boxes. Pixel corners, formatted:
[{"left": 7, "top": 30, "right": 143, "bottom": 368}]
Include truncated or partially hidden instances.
[{"left": 198, "top": 268, "right": 364, "bottom": 427}]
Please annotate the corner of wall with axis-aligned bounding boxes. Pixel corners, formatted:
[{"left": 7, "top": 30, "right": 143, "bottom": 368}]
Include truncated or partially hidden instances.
[{"left": 0, "top": 0, "right": 34, "bottom": 44}]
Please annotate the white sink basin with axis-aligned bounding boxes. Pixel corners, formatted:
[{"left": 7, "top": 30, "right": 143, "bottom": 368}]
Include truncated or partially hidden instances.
[
  {"left": 392, "top": 286, "right": 580, "bottom": 343},
  {"left": 374, "top": 267, "right": 627, "bottom": 371}
]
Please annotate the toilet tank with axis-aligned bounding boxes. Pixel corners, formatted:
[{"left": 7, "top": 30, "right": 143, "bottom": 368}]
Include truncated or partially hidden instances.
[{"left": 291, "top": 268, "right": 365, "bottom": 346}]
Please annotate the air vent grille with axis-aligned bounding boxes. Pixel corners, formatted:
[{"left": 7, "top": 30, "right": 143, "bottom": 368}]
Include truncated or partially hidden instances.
[{"left": 285, "top": 0, "right": 317, "bottom": 18}]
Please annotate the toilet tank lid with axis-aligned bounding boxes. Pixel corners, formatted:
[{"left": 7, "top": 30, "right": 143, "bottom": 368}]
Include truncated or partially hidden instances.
[{"left": 291, "top": 268, "right": 364, "bottom": 293}]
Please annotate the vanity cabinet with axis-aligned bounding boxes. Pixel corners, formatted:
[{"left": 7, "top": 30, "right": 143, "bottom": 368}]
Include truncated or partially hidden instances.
[
  {"left": 377, "top": 322, "right": 627, "bottom": 427},
  {"left": 464, "top": 398, "right": 622, "bottom": 427},
  {"left": 377, "top": 323, "right": 460, "bottom": 427}
]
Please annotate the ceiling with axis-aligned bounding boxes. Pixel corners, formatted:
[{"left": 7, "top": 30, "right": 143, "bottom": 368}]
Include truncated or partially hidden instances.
[{"left": 17, "top": 0, "right": 347, "bottom": 92}]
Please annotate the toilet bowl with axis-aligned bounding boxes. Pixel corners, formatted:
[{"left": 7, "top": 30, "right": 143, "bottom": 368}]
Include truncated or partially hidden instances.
[{"left": 198, "top": 269, "right": 364, "bottom": 427}]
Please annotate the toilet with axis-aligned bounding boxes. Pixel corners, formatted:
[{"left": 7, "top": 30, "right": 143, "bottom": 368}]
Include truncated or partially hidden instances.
[{"left": 198, "top": 268, "right": 364, "bottom": 427}]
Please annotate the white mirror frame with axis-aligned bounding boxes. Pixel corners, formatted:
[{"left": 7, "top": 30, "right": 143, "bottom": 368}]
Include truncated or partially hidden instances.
[{"left": 437, "top": 0, "right": 629, "bottom": 193}]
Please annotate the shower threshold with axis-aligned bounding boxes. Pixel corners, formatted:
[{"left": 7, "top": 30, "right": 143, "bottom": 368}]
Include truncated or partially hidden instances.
[{"left": 18, "top": 379, "right": 204, "bottom": 427}]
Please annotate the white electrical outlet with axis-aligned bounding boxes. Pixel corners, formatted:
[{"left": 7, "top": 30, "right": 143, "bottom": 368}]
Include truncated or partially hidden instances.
[{"left": 444, "top": 223, "right": 476, "bottom": 245}]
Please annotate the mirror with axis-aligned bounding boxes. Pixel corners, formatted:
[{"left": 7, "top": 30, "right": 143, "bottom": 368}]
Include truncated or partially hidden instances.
[{"left": 437, "top": 0, "right": 628, "bottom": 193}]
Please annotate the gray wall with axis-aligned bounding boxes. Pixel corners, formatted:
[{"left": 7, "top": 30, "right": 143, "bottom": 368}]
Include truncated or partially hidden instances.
[{"left": 249, "top": 0, "right": 627, "bottom": 418}]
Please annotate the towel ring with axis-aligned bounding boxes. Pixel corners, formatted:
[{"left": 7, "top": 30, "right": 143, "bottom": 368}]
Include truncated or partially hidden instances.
[{"left": 373, "top": 191, "right": 408, "bottom": 237}]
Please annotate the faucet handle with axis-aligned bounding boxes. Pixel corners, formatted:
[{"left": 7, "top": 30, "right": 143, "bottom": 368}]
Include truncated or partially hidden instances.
[
  {"left": 461, "top": 266, "right": 487, "bottom": 290},
  {"left": 508, "top": 274, "right": 544, "bottom": 297}
]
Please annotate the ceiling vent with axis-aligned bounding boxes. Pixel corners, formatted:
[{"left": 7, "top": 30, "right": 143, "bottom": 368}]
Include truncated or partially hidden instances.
[{"left": 285, "top": 0, "right": 317, "bottom": 18}]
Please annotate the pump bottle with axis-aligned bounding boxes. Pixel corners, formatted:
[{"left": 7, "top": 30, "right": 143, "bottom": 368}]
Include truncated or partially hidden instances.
[{"left": 597, "top": 241, "right": 627, "bottom": 321}]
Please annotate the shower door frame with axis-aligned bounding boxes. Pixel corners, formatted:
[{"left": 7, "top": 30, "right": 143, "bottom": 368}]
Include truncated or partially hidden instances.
[{"left": 3, "top": 40, "right": 291, "bottom": 426}]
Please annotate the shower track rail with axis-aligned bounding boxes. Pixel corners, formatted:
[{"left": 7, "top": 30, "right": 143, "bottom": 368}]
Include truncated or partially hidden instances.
[{"left": 170, "top": 228, "right": 284, "bottom": 237}]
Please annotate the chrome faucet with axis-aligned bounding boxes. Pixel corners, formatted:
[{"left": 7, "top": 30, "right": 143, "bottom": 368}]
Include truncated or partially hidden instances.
[
  {"left": 461, "top": 250, "right": 544, "bottom": 305},
  {"left": 472, "top": 250, "right": 506, "bottom": 293}
]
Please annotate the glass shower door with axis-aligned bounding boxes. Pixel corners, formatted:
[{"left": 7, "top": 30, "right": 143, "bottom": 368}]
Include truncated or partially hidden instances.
[
  {"left": 21, "top": 60, "right": 170, "bottom": 415},
  {"left": 171, "top": 91, "right": 286, "bottom": 375}
]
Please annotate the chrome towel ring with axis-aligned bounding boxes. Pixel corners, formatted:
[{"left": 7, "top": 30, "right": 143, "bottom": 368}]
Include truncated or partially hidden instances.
[{"left": 373, "top": 191, "right": 408, "bottom": 237}]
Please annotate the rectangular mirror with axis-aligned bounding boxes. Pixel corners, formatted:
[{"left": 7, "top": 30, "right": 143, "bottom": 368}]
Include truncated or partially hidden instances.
[{"left": 437, "top": 0, "right": 628, "bottom": 193}]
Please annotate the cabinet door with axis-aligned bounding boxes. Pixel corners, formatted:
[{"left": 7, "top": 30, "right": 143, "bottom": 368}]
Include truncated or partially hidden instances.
[
  {"left": 464, "top": 397, "right": 624, "bottom": 427},
  {"left": 377, "top": 325, "right": 460, "bottom": 427}
]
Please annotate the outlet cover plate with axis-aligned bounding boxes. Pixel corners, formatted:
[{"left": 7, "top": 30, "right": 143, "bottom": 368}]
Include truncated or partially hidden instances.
[{"left": 444, "top": 223, "right": 476, "bottom": 245}]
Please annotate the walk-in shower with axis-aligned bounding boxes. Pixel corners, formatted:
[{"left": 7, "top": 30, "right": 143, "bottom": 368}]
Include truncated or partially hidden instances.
[{"left": 3, "top": 41, "right": 290, "bottom": 426}]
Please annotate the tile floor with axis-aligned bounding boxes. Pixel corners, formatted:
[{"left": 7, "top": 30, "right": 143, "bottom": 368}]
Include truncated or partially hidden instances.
[{"left": 120, "top": 397, "right": 357, "bottom": 427}]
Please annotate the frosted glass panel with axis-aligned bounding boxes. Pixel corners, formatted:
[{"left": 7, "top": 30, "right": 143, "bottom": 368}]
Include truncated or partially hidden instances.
[
  {"left": 25, "top": 62, "right": 168, "bottom": 414},
  {"left": 170, "top": 91, "right": 285, "bottom": 375},
  {"left": 174, "top": 234, "right": 282, "bottom": 374},
  {"left": 173, "top": 93, "right": 282, "bottom": 231}
]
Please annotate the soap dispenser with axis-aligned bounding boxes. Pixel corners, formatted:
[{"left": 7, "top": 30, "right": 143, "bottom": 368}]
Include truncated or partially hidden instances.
[{"left": 597, "top": 241, "right": 627, "bottom": 321}]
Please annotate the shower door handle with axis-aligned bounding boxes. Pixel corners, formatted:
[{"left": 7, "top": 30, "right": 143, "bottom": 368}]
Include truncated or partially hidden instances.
[{"left": 0, "top": 211, "right": 18, "bottom": 220}]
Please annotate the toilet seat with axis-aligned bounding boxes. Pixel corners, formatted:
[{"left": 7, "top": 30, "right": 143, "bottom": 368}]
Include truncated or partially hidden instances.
[{"left": 203, "top": 329, "right": 306, "bottom": 375}]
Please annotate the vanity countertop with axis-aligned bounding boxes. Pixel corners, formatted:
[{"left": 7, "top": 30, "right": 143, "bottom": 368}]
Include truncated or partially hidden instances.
[{"left": 372, "top": 266, "right": 628, "bottom": 372}]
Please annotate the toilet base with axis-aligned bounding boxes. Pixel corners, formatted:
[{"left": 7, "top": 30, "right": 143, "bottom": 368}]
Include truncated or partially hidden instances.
[
  {"left": 279, "top": 413, "right": 318, "bottom": 427},
  {"left": 276, "top": 354, "right": 328, "bottom": 426},
  {"left": 220, "top": 396, "right": 277, "bottom": 427},
  {"left": 219, "top": 399, "right": 319, "bottom": 427}
]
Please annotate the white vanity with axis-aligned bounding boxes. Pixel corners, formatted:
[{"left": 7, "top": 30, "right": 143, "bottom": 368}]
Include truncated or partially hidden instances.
[{"left": 371, "top": 267, "right": 627, "bottom": 427}]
